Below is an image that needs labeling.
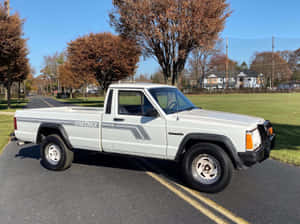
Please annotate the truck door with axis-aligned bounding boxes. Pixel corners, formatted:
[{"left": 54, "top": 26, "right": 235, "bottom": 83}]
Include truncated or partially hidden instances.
[{"left": 101, "top": 89, "right": 167, "bottom": 158}]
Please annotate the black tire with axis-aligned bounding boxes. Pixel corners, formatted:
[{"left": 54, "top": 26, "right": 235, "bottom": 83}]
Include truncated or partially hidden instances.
[
  {"left": 40, "top": 134, "right": 74, "bottom": 171},
  {"left": 181, "top": 142, "right": 233, "bottom": 193}
]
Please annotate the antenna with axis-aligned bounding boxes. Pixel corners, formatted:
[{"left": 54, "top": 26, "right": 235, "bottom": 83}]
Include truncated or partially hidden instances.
[{"left": 175, "top": 90, "right": 179, "bottom": 121}]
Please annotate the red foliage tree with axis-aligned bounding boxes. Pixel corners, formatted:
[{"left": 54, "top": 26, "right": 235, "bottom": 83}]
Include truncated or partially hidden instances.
[
  {"left": 250, "top": 52, "right": 292, "bottom": 86},
  {"left": 58, "top": 61, "right": 81, "bottom": 98},
  {"left": 209, "top": 54, "right": 238, "bottom": 74},
  {"left": 67, "top": 33, "right": 140, "bottom": 92},
  {"left": 0, "top": 4, "right": 29, "bottom": 107}
]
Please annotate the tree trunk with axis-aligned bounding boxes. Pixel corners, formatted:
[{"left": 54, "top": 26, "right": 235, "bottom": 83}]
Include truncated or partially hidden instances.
[
  {"left": 70, "top": 88, "right": 73, "bottom": 99},
  {"left": 171, "top": 72, "right": 175, "bottom": 86},
  {"left": 172, "top": 70, "right": 178, "bottom": 86},
  {"left": 84, "top": 83, "right": 87, "bottom": 100},
  {"left": 49, "top": 81, "right": 52, "bottom": 95},
  {"left": 4, "top": 88, "right": 8, "bottom": 101},
  {"left": 18, "top": 81, "right": 21, "bottom": 101},
  {"left": 23, "top": 80, "right": 26, "bottom": 99},
  {"left": 7, "top": 82, "right": 11, "bottom": 109}
]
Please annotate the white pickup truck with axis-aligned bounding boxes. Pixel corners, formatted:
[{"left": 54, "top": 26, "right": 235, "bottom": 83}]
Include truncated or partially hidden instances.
[{"left": 14, "top": 83, "right": 275, "bottom": 192}]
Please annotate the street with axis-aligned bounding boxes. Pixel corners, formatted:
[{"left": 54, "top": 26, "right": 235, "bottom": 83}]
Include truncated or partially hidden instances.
[{"left": 0, "top": 96, "right": 300, "bottom": 224}]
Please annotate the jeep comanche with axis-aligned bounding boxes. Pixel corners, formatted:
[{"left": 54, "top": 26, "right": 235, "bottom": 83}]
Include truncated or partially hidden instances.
[{"left": 14, "top": 83, "right": 275, "bottom": 192}]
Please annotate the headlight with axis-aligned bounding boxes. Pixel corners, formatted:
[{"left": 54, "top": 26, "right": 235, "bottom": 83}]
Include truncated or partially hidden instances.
[{"left": 246, "top": 128, "right": 261, "bottom": 151}]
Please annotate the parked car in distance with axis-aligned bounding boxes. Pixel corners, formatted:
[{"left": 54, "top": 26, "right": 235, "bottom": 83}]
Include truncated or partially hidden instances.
[
  {"left": 56, "top": 92, "right": 70, "bottom": 99},
  {"left": 14, "top": 83, "right": 275, "bottom": 193}
]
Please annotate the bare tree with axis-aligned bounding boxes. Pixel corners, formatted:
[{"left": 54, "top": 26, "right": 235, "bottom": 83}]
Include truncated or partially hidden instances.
[
  {"left": 188, "top": 39, "right": 223, "bottom": 88},
  {"left": 40, "top": 52, "right": 65, "bottom": 95},
  {"left": 151, "top": 70, "right": 165, "bottom": 84},
  {"left": 110, "top": 0, "right": 231, "bottom": 85}
]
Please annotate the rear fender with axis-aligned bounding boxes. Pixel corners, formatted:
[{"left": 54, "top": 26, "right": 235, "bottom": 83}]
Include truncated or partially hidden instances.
[{"left": 37, "top": 123, "right": 73, "bottom": 149}]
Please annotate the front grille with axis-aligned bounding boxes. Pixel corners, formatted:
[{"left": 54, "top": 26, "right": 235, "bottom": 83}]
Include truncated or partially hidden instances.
[{"left": 258, "top": 120, "right": 272, "bottom": 149}]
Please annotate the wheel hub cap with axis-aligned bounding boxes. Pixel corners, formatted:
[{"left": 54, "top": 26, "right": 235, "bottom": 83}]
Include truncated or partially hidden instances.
[
  {"left": 45, "top": 144, "right": 61, "bottom": 165},
  {"left": 192, "top": 154, "right": 221, "bottom": 184}
]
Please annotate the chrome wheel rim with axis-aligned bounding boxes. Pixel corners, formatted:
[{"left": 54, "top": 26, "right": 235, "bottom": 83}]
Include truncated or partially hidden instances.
[
  {"left": 191, "top": 154, "right": 221, "bottom": 185},
  {"left": 45, "top": 144, "right": 61, "bottom": 165}
]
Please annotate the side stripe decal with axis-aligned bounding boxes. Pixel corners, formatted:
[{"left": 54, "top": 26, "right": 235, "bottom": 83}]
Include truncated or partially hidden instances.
[
  {"left": 17, "top": 117, "right": 100, "bottom": 128},
  {"left": 102, "top": 122, "right": 151, "bottom": 140}
]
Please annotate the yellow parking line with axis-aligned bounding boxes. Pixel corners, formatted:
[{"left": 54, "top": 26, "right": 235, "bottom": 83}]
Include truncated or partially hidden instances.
[
  {"left": 140, "top": 159, "right": 251, "bottom": 224},
  {"left": 177, "top": 184, "right": 250, "bottom": 224},
  {"left": 40, "top": 98, "right": 54, "bottom": 107},
  {"left": 145, "top": 171, "right": 229, "bottom": 224}
]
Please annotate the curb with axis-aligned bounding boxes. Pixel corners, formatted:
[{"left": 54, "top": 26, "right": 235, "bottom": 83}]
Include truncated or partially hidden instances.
[
  {"left": 0, "top": 140, "right": 11, "bottom": 156},
  {"left": 0, "top": 112, "right": 15, "bottom": 116}
]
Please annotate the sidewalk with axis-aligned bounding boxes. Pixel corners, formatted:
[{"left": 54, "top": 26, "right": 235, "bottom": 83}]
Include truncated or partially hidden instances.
[{"left": 0, "top": 112, "right": 15, "bottom": 116}]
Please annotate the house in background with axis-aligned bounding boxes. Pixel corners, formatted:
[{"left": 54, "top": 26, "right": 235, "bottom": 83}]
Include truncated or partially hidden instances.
[
  {"left": 86, "top": 84, "right": 100, "bottom": 94},
  {"left": 203, "top": 71, "right": 264, "bottom": 89},
  {"left": 236, "top": 71, "right": 264, "bottom": 88},
  {"left": 203, "top": 73, "right": 236, "bottom": 89}
]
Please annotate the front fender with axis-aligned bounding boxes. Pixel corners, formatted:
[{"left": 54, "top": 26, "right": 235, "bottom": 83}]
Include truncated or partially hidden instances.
[{"left": 175, "top": 133, "right": 246, "bottom": 170}]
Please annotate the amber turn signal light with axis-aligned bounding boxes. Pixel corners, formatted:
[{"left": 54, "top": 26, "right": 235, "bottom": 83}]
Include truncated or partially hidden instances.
[
  {"left": 268, "top": 127, "right": 273, "bottom": 135},
  {"left": 246, "top": 133, "right": 253, "bottom": 150}
]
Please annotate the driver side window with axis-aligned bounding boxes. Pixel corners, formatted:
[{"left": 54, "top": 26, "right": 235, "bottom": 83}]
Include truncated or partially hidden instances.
[{"left": 118, "top": 91, "right": 157, "bottom": 117}]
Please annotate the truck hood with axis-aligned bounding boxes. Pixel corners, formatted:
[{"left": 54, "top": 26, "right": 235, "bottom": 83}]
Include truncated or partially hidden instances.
[{"left": 177, "top": 109, "right": 264, "bottom": 127}]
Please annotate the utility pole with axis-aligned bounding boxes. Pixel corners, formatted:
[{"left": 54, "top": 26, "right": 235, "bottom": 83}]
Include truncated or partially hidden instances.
[
  {"left": 3, "top": 0, "right": 10, "bottom": 100},
  {"left": 225, "top": 38, "right": 229, "bottom": 89},
  {"left": 4, "top": 0, "right": 10, "bottom": 16},
  {"left": 271, "top": 36, "right": 275, "bottom": 89}
]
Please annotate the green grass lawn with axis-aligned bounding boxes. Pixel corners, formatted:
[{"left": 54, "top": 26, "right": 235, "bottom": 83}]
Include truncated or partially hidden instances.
[
  {"left": 59, "top": 93, "right": 300, "bottom": 165},
  {"left": 0, "top": 115, "right": 13, "bottom": 154},
  {"left": 0, "top": 98, "right": 28, "bottom": 112},
  {"left": 0, "top": 98, "right": 28, "bottom": 153}
]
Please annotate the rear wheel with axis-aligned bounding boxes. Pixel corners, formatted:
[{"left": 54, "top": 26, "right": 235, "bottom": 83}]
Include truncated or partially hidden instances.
[
  {"left": 181, "top": 143, "right": 233, "bottom": 193},
  {"left": 40, "top": 134, "right": 74, "bottom": 171}
]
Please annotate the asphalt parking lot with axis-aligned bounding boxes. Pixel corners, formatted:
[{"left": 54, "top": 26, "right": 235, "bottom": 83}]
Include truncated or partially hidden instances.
[{"left": 0, "top": 96, "right": 300, "bottom": 224}]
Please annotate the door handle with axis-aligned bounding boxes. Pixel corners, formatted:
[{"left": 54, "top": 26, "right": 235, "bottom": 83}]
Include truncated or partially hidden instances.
[{"left": 113, "top": 118, "right": 124, "bottom": 122}]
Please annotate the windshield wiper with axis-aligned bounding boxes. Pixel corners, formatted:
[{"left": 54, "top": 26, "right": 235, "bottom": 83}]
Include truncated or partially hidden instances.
[{"left": 185, "top": 107, "right": 196, "bottom": 111}]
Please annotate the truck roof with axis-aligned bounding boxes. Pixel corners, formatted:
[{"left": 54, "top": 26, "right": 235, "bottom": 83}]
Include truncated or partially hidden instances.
[{"left": 109, "top": 82, "right": 175, "bottom": 89}]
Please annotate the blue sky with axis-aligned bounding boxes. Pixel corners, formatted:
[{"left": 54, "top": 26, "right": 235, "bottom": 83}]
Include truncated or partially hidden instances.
[{"left": 8, "top": 0, "right": 300, "bottom": 77}]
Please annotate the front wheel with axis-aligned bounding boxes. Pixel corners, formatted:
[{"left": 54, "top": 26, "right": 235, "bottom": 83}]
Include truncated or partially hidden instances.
[
  {"left": 40, "top": 134, "right": 74, "bottom": 171},
  {"left": 181, "top": 143, "right": 233, "bottom": 193}
]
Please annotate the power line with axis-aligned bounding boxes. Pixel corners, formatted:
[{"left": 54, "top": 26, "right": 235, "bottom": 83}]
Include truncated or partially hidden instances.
[
  {"left": 225, "top": 38, "right": 229, "bottom": 88},
  {"left": 271, "top": 36, "right": 275, "bottom": 88}
]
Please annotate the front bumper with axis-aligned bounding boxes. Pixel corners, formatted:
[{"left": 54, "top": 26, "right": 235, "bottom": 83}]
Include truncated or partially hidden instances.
[{"left": 238, "top": 121, "right": 276, "bottom": 167}]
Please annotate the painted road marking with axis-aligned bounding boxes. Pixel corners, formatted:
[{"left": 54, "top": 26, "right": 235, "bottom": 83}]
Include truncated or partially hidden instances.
[
  {"left": 139, "top": 159, "right": 251, "bottom": 224},
  {"left": 40, "top": 97, "right": 54, "bottom": 107},
  {"left": 134, "top": 160, "right": 229, "bottom": 224},
  {"left": 177, "top": 184, "right": 250, "bottom": 224}
]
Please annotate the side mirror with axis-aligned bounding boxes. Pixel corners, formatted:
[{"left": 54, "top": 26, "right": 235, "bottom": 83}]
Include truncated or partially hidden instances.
[{"left": 145, "top": 108, "right": 159, "bottom": 117}]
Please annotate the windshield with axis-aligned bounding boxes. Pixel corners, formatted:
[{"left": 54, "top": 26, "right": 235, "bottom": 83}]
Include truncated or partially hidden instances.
[{"left": 149, "top": 88, "right": 197, "bottom": 114}]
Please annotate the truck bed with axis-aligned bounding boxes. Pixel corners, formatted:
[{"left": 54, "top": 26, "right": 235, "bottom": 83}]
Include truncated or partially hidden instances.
[{"left": 15, "top": 107, "right": 103, "bottom": 151}]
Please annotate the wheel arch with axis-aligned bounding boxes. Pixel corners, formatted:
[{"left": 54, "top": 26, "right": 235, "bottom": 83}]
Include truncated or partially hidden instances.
[
  {"left": 175, "top": 133, "right": 245, "bottom": 169},
  {"left": 36, "top": 123, "right": 73, "bottom": 149}
]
